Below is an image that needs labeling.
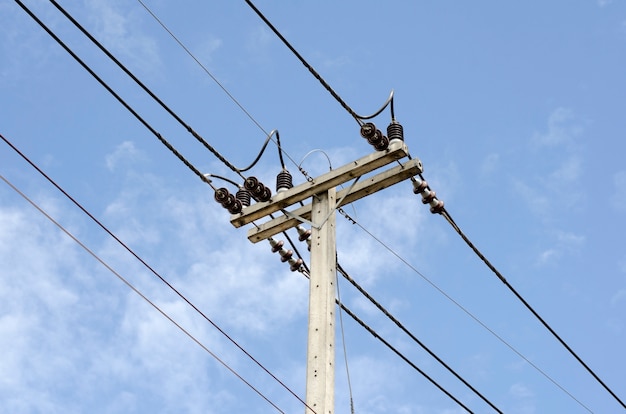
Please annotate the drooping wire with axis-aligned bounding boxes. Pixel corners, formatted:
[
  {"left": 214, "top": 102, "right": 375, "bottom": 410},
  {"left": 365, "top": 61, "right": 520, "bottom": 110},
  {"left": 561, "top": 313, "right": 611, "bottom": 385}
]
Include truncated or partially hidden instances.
[
  {"left": 439, "top": 206, "right": 625, "bottom": 410},
  {"left": 335, "top": 259, "right": 356, "bottom": 414},
  {"left": 243, "top": 0, "right": 397, "bottom": 126},
  {"left": 296, "top": 268, "right": 476, "bottom": 414},
  {"left": 45, "top": 0, "right": 243, "bottom": 178},
  {"left": 1, "top": 133, "right": 314, "bottom": 413},
  {"left": 12, "top": 0, "right": 213, "bottom": 189},
  {"left": 337, "top": 207, "right": 593, "bottom": 412},
  {"left": 135, "top": 0, "right": 300, "bottom": 176},
  {"left": 0, "top": 173, "right": 286, "bottom": 414},
  {"left": 238, "top": 130, "right": 286, "bottom": 172},
  {"left": 336, "top": 263, "right": 504, "bottom": 413}
]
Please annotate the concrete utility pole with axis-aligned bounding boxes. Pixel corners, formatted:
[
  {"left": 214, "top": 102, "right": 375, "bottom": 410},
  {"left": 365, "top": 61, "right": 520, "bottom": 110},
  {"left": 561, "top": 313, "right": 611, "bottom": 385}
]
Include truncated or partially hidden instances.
[{"left": 231, "top": 140, "right": 421, "bottom": 414}]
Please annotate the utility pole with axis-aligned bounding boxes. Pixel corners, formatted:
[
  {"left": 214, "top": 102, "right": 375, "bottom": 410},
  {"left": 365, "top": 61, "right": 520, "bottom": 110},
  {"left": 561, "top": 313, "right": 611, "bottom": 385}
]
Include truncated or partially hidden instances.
[{"left": 231, "top": 140, "right": 421, "bottom": 414}]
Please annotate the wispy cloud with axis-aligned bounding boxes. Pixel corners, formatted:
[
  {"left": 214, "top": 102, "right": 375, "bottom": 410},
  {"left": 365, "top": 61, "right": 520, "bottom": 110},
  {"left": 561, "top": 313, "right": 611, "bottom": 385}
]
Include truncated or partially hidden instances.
[
  {"left": 105, "top": 141, "right": 143, "bottom": 171},
  {"left": 86, "top": 0, "right": 160, "bottom": 74},
  {"left": 246, "top": 25, "right": 273, "bottom": 63},
  {"left": 537, "top": 230, "right": 585, "bottom": 266},
  {"left": 532, "top": 107, "right": 582, "bottom": 148},
  {"left": 517, "top": 108, "right": 585, "bottom": 218}
]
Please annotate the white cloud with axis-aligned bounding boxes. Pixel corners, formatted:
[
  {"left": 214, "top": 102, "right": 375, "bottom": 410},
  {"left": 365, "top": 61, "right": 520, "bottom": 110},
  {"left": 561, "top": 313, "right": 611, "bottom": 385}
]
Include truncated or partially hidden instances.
[
  {"left": 105, "top": 141, "right": 142, "bottom": 171},
  {"left": 516, "top": 108, "right": 586, "bottom": 221},
  {"left": 537, "top": 230, "right": 585, "bottom": 266},
  {"left": 197, "top": 36, "right": 223, "bottom": 64},
  {"left": 246, "top": 25, "right": 273, "bottom": 62},
  {"left": 86, "top": 0, "right": 161, "bottom": 74},
  {"left": 532, "top": 107, "right": 582, "bottom": 148},
  {"left": 0, "top": 171, "right": 308, "bottom": 413},
  {"left": 548, "top": 155, "right": 582, "bottom": 184}
]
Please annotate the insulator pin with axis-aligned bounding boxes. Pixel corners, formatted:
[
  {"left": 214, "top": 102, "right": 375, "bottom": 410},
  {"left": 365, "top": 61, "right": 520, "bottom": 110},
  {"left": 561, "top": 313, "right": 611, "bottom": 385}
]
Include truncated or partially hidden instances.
[
  {"left": 429, "top": 199, "right": 445, "bottom": 214},
  {"left": 360, "top": 123, "right": 376, "bottom": 139},
  {"left": 214, "top": 187, "right": 230, "bottom": 203},
  {"left": 276, "top": 169, "right": 293, "bottom": 193},
  {"left": 422, "top": 189, "right": 436, "bottom": 204},
  {"left": 268, "top": 238, "right": 303, "bottom": 272},
  {"left": 411, "top": 177, "right": 445, "bottom": 215},
  {"left": 236, "top": 188, "right": 251, "bottom": 207},
  {"left": 279, "top": 249, "right": 293, "bottom": 262},
  {"left": 289, "top": 258, "right": 303, "bottom": 272},
  {"left": 244, "top": 176, "right": 272, "bottom": 202},
  {"left": 387, "top": 121, "right": 404, "bottom": 143},
  {"left": 412, "top": 179, "right": 428, "bottom": 194},
  {"left": 270, "top": 239, "right": 284, "bottom": 253},
  {"left": 296, "top": 225, "right": 311, "bottom": 242},
  {"left": 360, "top": 122, "right": 389, "bottom": 151},
  {"left": 214, "top": 187, "right": 243, "bottom": 214}
]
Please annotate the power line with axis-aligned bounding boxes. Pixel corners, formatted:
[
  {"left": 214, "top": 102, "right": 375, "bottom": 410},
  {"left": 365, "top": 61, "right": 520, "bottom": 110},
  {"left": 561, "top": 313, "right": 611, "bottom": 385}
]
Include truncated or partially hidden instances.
[
  {"left": 0, "top": 172, "right": 286, "bottom": 414},
  {"left": 337, "top": 207, "right": 593, "bottom": 412},
  {"left": 0, "top": 132, "right": 313, "bottom": 413},
  {"left": 134, "top": 0, "right": 304, "bottom": 181},
  {"left": 46, "top": 0, "right": 243, "bottom": 177},
  {"left": 135, "top": 0, "right": 267, "bottom": 137},
  {"left": 243, "top": 0, "right": 396, "bottom": 125},
  {"left": 336, "top": 262, "right": 504, "bottom": 413},
  {"left": 335, "top": 263, "right": 356, "bottom": 414},
  {"left": 295, "top": 268, "right": 476, "bottom": 413},
  {"left": 10, "top": 2, "right": 317, "bottom": 406},
  {"left": 13, "top": 0, "right": 213, "bottom": 189},
  {"left": 240, "top": 6, "right": 622, "bottom": 403},
  {"left": 439, "top": 207, "right": 625, "bottom": 410},
  {"left": 13, "top": 1, "right": 474, "bottom": 411}
]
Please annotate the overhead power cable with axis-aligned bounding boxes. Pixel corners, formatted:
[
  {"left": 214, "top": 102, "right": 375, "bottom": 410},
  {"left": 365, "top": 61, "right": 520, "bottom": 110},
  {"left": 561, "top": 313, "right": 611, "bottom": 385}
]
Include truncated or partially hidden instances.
[
  {"left": 0, "top": 172, "right": 285, "bottom": 414},
  {"left": 336, "top": 262, "right": 504, "bottom": 413},
  {"left": 46, "top": 0, "right": 243, "bottom": 177},
  {"left": 135, "top": 0, "right": 266, "bottom": 136},
  {"left": 12, "top": 0, "right": 212, "bottom": 189},
  {"left": 439, "top": 207, "right": 625, "bottom": 410},
  {"left": 244, "top": 0, "right": 396, "bottom": 125},
  {"left": 134, "top": 0, "right": 302, "bottom": 177},
  {"left": 335, "top": 263, "right": 356, "bottom": 414},
  {"left": 337, "top": 207, "right": 592, "bottom": 412},
  {"left": 294, "top": 269, "right": 476, "bottom": 413},
  {"left": 0, "top": 132, "right": 314, "bottom": 413}
]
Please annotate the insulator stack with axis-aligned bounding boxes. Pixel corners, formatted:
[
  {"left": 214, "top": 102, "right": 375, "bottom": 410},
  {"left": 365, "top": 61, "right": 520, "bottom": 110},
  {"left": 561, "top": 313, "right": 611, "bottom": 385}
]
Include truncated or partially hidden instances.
[
  {"left": 412, "top": 178, "right": 445, "bottom": 214},
  {"left": 387, "top": 120, "right": 404, "bottom": 143},
  {"left": 276, "top": 169, "right": 293, "bottom": 193},
  {"left": 360, "top": 122, "right": 389, "bottom": 151},
  {"left": 244, "top": 176, "right": 272, "bottom": 202},
  {"left": 236, "top": 187, "right": 252, "bottom": 207},
  {"left": 296, "top": 225, "right": 312, "bottom": 250},
  {"left": 214, "top": 187, "right": 243, "bottom": 214},
  {"left": 269, "top": 238, "right": 304, "bottom": 272}
]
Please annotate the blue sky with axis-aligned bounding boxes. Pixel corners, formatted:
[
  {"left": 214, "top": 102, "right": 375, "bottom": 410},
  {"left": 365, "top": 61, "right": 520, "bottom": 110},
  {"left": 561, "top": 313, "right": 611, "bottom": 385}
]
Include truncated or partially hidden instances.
[{"left": 1, "top": 1, "right": 626, "bottom": 413}]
